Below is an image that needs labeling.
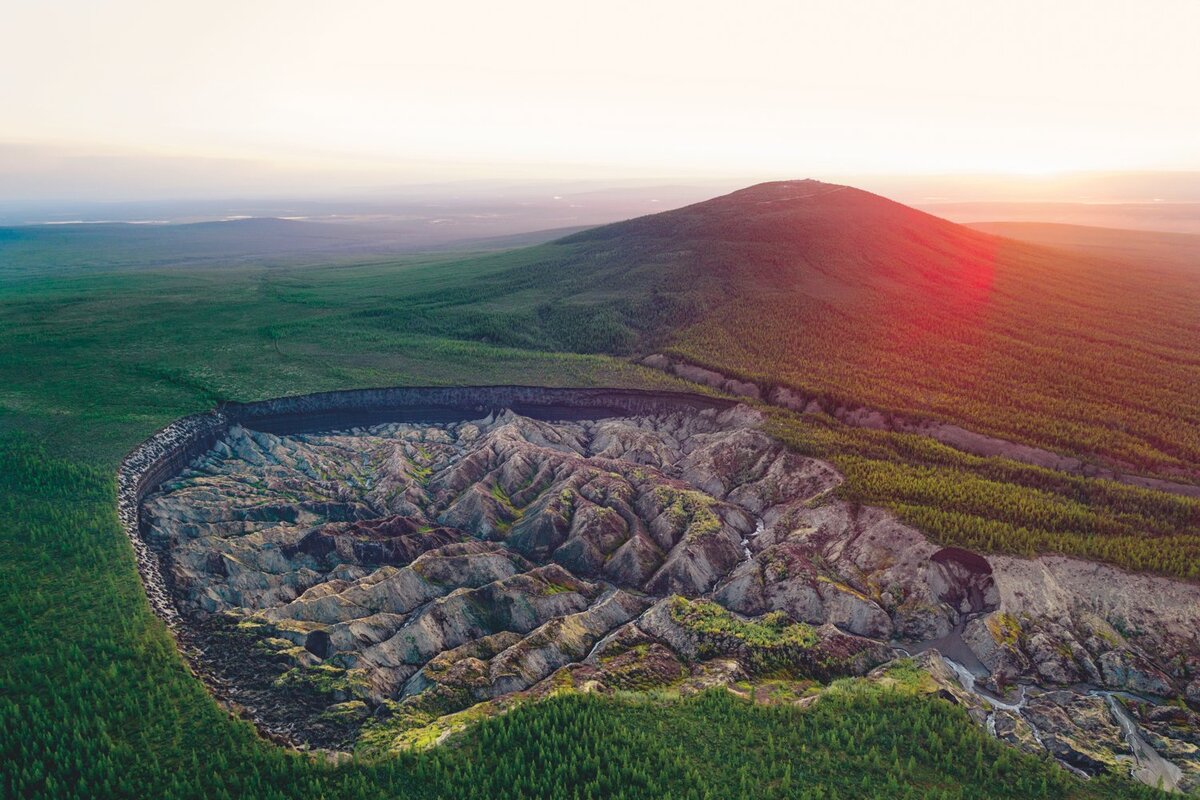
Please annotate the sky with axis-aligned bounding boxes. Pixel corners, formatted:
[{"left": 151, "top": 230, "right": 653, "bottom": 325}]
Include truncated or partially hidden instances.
[{"left": 2, "top": 0, "right": 1199, "bottom": 201}]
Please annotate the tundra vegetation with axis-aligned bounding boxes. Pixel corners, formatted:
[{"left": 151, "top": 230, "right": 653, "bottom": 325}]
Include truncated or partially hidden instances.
[{"left": 1, "top": 184, "right": 1195, "bottom": 798}]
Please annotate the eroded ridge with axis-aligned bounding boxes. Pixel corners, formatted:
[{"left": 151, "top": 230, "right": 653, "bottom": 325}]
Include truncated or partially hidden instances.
[{"left": 143, "top": 406, "right": 1200, "bottom": 789}]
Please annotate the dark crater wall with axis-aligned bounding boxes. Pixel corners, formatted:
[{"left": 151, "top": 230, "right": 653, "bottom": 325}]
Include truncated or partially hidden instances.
[
  {"left": 225, "top": 385, "right": 735, "bottom": 435},
  {"left": 117, "top": 387, "right": 732, "bottom": 634}
]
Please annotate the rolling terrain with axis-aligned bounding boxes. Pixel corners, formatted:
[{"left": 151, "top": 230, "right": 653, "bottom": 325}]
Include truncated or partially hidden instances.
[
  {"left": 2, "top": 181, "right": 1197, "bottom": 799},
  {"left": 966, "top": 221, "right": 1200, "bottom": 268},
  {"left": 0, "top": 217, "right": 588, "bottom": 285},
  {"left": 931, "top": 201, "right": 1200, "bottom": 235},
  {"left": 412, "top": 180, "right": 1200, "bottom": 482}
]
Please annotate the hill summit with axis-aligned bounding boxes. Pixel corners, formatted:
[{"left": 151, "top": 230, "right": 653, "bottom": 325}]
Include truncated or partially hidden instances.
[
  {"left": 385, "top": 179, "right": 1200, "bottom": 478},
  {"left": 558, "top": 178, "right": 1001, "bottom": 301}
]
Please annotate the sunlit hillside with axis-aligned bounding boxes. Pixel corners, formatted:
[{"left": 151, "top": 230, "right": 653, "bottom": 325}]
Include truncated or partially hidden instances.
[{"left": 397, "top": 180, "right": 1200, "bottom": 481}]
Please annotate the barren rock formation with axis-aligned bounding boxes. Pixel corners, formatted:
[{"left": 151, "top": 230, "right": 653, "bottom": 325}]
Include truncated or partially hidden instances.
[{"left": 142, "top": 405, "right": 1200, "bottom": 787}]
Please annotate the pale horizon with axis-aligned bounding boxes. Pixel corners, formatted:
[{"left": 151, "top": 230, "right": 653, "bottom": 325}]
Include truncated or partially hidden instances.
[{"left": 4, "top": 0, "right": 1200, "bottom": 205}]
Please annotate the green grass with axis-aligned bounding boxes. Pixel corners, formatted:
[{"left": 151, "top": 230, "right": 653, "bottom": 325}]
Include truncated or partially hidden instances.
[
  {"left": 668, "top": 597, "right": 833, "bottom": 679},
  {"left": 653, "top": 487, "right": 722, "bottom": 541},
  {"left": 670, "top": 597, "right": 818, "bottom": 649},
  {"left": 0, "top": 235, "right": 1171, "bottom": 798},
  {"left": 0, "top": 252, "right": 685, "bottom": 462}
]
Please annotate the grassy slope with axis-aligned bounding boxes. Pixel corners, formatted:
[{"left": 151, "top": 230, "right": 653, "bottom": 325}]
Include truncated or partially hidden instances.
[
  {"left": 0, "top": 251, "right": 680, "bottom": 461},
  {"left": 235, "top": 184, "right": 1200, "bottom": 483},
  {"left": 627, "top": 184, "right": 1200, "bottom": 478},
  {"left": 765, "top": 410, "right": 1200, "bottom": 579},
  {"left": 0, "top": 248, "right": 1155, "bottom": 799},
  {"left": 966, "top": 221, "right": 1200, "bottom": 266}
]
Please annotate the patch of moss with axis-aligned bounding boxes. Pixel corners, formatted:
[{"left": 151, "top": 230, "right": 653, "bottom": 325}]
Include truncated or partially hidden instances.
[
  {"left": 359, "top": 698, "right": 510, "bottom": 754},
  {"left": 319, "top": 700, "right": 370, "bottom": 722},
  {"left": 490, "top": 483, "right": 517, "bottom": 511},
  {"left": 539, "top": 580, "right": 576, "bottom": 596},
  {"left": 669, "top": 597, "right": 817, "bottom": 649},
  {"left": 987, "top": 612, "right": 1022, "bottom": 649},
  {"left": 1090, "top": 620, "right": 1122, "bottom": 647},
  {"left": 600, "top": 643, "right": 652, "bottom": 665},
  {"left": 876, "top": 658, "right": 938, "bottom": 694},
  {"left": 489, "top": 483, "right": 525, "bottom": 535},
  {"left": 815, "top": 575, "right": 870, "bottom": 602},
  {"left": 653, "top": 487, "right": 723, "bottom": 541},
  {"left": 274, "top": 663, "right": 368, "bottom": 698},
  {"left": 256, "top": 636, "right": 295, "bottom": 651}
]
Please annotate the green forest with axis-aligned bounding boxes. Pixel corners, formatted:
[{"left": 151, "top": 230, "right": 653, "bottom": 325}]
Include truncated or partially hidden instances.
[{"left": 0, "top": 223, "right": 1181, "bottom": 797}]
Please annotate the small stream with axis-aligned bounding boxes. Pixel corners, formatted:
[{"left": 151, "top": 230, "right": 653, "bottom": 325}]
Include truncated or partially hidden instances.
[
  {"left": 740, "top": 517, "right": 765, "bottom": 561},
  {"left": 942, "top": 657, "right": 1049, "bottom": 751},
  {"left": 1093, "top": 690, "right": 1183, "bottom": 792},
  {"left": 939, "top": 655, "right": 1181, "bottom": 791}
]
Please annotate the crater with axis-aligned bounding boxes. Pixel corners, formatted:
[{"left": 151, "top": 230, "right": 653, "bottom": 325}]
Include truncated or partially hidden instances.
[
  {"left": 121, "top": 389, "right": 1200, "bottom": 784},
  {"left": 131, "top": 392, "right": 924, "bottom": 750},
  {"left": 140, "top": 401, "right": 897, "bottom": 748}
]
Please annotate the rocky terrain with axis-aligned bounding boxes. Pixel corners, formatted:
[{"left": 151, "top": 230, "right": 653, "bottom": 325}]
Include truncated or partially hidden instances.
[
  {"left": 639, "top": 353, "right": 1200, "bottom": 499},
  {"left": 143, "top": 405, "right": 1200, "bottom": 789}
]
